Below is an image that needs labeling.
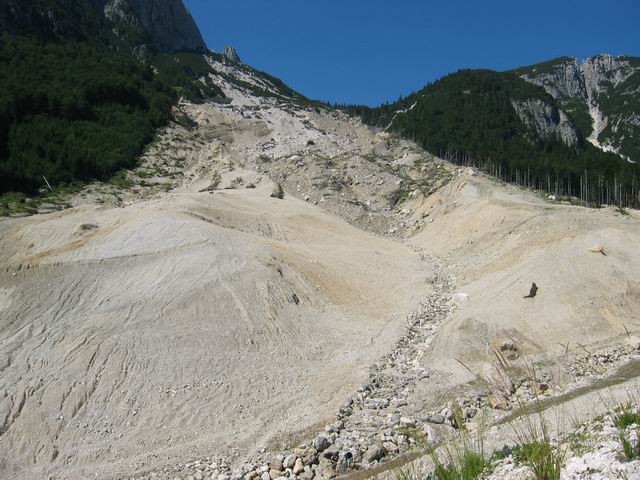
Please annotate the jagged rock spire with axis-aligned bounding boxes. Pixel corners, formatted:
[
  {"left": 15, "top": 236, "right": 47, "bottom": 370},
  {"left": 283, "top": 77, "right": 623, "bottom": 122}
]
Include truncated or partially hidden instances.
[{"left": 222, "top": 46, "right": 241, "bottom": 64}]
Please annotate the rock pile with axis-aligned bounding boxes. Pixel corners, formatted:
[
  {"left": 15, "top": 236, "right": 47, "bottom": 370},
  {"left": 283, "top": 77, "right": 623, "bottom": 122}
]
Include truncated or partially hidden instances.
[{"left": 567, "top": 343, "right": 640, "bottom": 379}]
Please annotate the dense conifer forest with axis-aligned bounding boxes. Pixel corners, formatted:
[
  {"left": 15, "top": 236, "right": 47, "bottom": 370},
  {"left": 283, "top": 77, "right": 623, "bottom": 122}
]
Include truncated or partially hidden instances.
[
  {"left": 343, "top": 70, "right": 640, "bottom": 209},
  {"left": 0, "top": 36, "right": 177, "bottom": 193},
  {"left": 0, "top": 0, "right": 222, "bottom": 194}
]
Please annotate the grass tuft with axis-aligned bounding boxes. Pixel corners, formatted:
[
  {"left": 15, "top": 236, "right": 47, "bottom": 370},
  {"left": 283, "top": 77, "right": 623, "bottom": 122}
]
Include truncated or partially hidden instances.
[
  {"left": 510, "top": 406, "right": 566, "bottom": 480},
  {"left": 429, "top": 420, "right": 489, "bottom": 480},
  {"left": 611, "top": 400, "right": 640, "bottom": 461}
]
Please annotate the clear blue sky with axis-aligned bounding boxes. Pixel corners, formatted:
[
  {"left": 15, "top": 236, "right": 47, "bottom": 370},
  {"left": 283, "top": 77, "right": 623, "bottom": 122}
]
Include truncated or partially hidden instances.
[{"left": 185, "top": 0, "right": 640, "bottom": 106}]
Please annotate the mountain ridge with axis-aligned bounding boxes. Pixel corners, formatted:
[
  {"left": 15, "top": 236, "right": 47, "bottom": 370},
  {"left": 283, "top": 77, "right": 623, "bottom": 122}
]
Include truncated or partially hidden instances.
[
  {"left": 1, "top": 2, "right": 639, "bottom": 210},
  {"left": 343, "top": 55, "right": 640, "bottom": 208},
  {"left": 0, "top": 0, "right": 207, "bottom": 53},
  {"left": 94, "top": 0, "right": 207, "bottom": 54},
  {"left": 515, "top": 54, "right": 640, "bottom": 163}
]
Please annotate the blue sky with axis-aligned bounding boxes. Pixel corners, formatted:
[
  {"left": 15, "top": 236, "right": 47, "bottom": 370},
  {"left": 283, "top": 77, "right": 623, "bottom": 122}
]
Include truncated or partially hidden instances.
[{"left": 185, "top": 0, "right": 640, "bottom": 106}]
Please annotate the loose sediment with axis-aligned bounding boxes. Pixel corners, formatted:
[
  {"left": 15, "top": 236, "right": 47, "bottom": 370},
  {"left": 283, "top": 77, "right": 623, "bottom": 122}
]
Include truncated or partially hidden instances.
[{"left": 137, "top": 253, "right": 457, "bottom": 480}]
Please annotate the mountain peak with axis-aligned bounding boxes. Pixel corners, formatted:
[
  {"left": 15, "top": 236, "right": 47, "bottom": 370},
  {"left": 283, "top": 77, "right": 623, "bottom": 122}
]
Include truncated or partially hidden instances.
[{"left": 222, "top": 46, "right": 241, "bottom": 63}]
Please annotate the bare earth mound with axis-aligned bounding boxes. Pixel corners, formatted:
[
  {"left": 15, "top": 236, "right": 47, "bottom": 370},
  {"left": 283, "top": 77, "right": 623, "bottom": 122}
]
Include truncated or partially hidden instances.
[
  {"left": 0, "top": 186, "right": 433, "bottom": 479},
  {"left": 407, "top": 171, "right": 640, "bottom": 398}
]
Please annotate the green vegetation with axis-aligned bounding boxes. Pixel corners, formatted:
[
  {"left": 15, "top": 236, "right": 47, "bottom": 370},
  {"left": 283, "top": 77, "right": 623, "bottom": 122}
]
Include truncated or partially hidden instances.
[
  {"left": 511, "top": 409, "right": 566, "bottom": 480},
  {"left": 431, "top": 449, "right": 487, "bottom": 480},
  {"left": 512, "top": 442, "right": 564, "bottom": 480},
  {"left": 397, "top": 426, "right": 428, "bottom": 448},
  {"left": 0, "top": 181, "right": 82, "bottom": 216},
  {"left": 0, "top": 1, "right": 227, "bottom": 196},
  {"left": 560, "top": 98, "right": 593, "bottom": 139},
  {"left": 565, "top": 429, "right": 592, "bottom": 456},
  {"left": 428, "top": 423, "right": 489, "bottom": 480},
  {"left": 0, "top": 0, "right": 107, "bottom": 43},
  {"left": 343, "top": 69, "right": 640, "bottom": 209},
  {"left": 612, "top": 401, "right": 640, "bottom": 461},
  {"left": 151, "top": 52, "right": 224, "bottom": 101},
  {"left": 0, "top": 35, "right": 176, "bottom": 193},
  {"left": 386, "top": 187, "right": 411, "bottom": 208}
]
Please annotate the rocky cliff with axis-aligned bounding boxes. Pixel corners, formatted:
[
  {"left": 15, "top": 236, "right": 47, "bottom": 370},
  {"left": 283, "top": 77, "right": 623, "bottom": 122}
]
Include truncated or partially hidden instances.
[
  {"left": 93, "top": 0, "right": 207, "bottom": 53},
  {"left": 1, "top": 0, "right": 207, "bottom": 53},
  {"left": 516, "top": 55, "right": 640, "bottom": 162},
  {"left": 511, "top": 98, "right": 579, "bottom": 149}
]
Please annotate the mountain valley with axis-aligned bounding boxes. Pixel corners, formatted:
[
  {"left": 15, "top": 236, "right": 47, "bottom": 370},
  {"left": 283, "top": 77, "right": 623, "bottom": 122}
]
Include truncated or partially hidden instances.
[{"left": 1, "top": 2, "right": 640, "bottom": 480}]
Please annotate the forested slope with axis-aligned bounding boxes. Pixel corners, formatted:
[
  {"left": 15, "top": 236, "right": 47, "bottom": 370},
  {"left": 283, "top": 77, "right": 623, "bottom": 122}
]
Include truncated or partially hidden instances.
[
  {"left": 0, "top": 0, "right": 222, "bottom": 194},
  {"left": 344, "top": 69, "right": 640, "bottom": 208}
]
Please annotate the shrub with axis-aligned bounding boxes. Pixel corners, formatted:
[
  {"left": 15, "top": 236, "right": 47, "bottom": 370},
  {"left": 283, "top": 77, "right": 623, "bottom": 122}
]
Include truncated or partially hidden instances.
[{"left": 511, "top": 408, "right": 566, "bottom": 480}]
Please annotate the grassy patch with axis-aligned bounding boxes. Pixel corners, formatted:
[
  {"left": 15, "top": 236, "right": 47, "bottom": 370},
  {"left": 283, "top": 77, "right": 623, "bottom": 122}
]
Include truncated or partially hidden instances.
[
  {"left": 108, "top": 170, "right": 134, "bottom": 190},
  {"left": 428, "top": 420, "right": 489, "bottom": 480},
  {"left": 511, "top": 409, "right": 566, "bottom": 480},
  {"left": 386, "top": 188, "right": 411, "bottom": 208},
  {"left": 398, "top": 427, "right": 428, "bottom": 449},
  {"left": 512, "top": 441, "right": 563, "bottom": 480},
  {"left": 432, "top": 450, "right": 488, "bottom": 480},
  {"left": 0, "top": 182, "right": 82, "bottom": 217},
  {"left": 612, "top": 401, "right": 640, "bottom": 461},
  {"left": 0, "top": 192, "right": 36, "bottom": 216},
  {"left": 613, "top": 402, "right": 640, "bottom": 430},
  {"left": 565, "top": 429, "right": 592, "bottom": 456}
]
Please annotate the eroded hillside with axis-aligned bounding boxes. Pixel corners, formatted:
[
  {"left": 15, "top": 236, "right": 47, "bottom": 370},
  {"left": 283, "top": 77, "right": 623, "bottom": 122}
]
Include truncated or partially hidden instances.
[{"left": 0, "top": 52, "right": 639, "bottom": 480}]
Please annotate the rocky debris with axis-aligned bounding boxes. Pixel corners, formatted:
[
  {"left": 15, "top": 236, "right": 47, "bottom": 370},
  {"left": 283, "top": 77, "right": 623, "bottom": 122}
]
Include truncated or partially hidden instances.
[
  {"left": 109, "top": 55, "right": 638, "bottom": 480},
  {"left": 312, "top": 436, "right": 329, "bottom": 452},
  {"left": 137, "top": 255, "right": 456, "bottom": 479},
  {"left": 452, "top": 292, "right": 470, "bottom": 304},
  {"left": 270, "top": 183, "right": 285, "bottom": 199},
  {"left": 292, "top": 458, "right": 304, "bottom": 475},
  {"left": 118, "top": 51, "right": 638, "bottom": 480},
  {"left": 484, "top": 409, "right": 640, "bottom": 480},
  {"left": 362, "top": 444, "right": 386, "bottom": 465},
  {"left": 455, "top": 341, "right": 640, "bottom": 416},
  {"left": 193, "top": 52, "right": 456, "bottom": 236},
  {"left": 425, "top": 414, "right": 446, "bottom": 425},
  {"left": 566, "top": 343, "right": 640, "bottom": 379},
  {"left": 500, "top": 342, "right": 520, "bottom": 361}
]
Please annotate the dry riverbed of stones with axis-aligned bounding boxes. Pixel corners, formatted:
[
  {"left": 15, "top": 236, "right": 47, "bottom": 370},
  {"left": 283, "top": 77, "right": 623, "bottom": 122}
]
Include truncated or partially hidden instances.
[
  {"left": 133, "top": 256, "right": 459, "bottom": 480},
  {"left": 131, "top": 255, "right": 640, "bottom": 480}
]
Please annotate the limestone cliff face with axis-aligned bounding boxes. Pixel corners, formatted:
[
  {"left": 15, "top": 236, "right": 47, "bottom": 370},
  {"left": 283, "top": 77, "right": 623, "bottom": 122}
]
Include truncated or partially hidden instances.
[
  {"left": 93, "top": 0, "right": 207, "bottom": 53},
  {"left": 511, "top": 99, "right": 579, "bottom": 149},
  {"left": 520, "top": 57, "right": 587, "bottom": 100},
  {"left": 518, "top": 55, "right": 640, "bottom": 162}
]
